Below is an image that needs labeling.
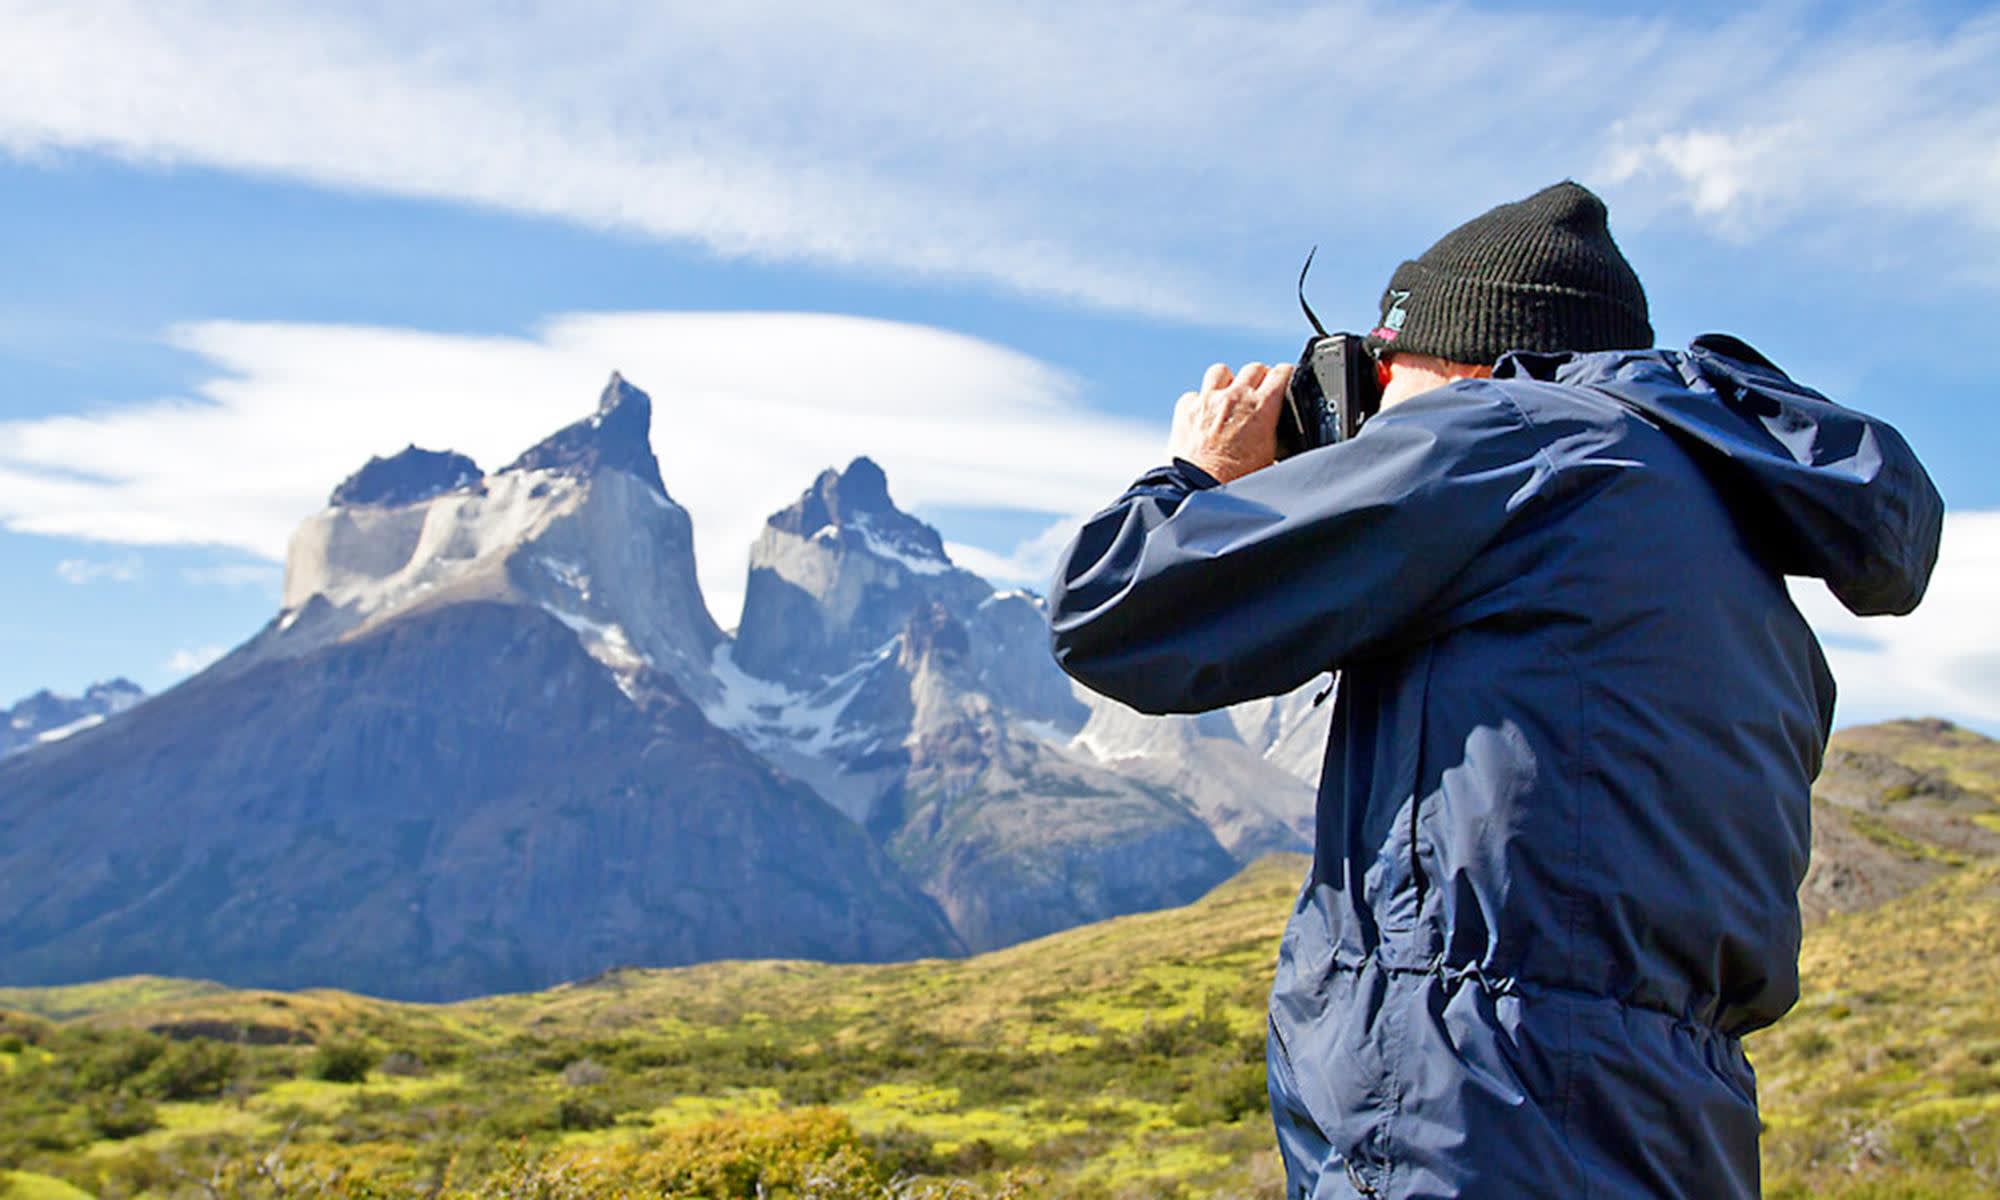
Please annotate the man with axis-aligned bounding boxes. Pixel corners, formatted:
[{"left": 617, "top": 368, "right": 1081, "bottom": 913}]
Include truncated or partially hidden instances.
[{"left": 1046, "top": 182, "right": 1943, "bottom": 1198}]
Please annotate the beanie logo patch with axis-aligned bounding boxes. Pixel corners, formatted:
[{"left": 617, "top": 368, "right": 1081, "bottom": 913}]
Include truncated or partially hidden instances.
[
  {"left": 1384, "top": 290, "right": 1411, "bottom": 331},
  {"left": 1372, "top": 290, "right": 1411, "bottom": 342}
]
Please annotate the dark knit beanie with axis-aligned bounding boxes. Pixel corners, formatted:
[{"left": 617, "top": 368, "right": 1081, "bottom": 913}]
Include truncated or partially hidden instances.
[{"left": 1365, "top": 181, "right": 1652, "bottom": 365}]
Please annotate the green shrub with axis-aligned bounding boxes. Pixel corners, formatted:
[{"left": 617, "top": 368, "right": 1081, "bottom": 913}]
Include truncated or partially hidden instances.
[
  {"left": 76, "top": 1033, "right": 167, "bottom": 1090},
  {"left": 86, "top": 1093, "right": 160, "bottom": 1139},
  {"left": 1171, "top": 1059, "right": 1268, "bottom": 1126},
  {"left": 309, "top": 1039, "right": 376, "bottom": 1083},
  {"left": 140, "top": 1038, "right": 240, "bottom": 1100},
  {"left": 554, "top": 1095, "right": 615, "bottom": 1131}
]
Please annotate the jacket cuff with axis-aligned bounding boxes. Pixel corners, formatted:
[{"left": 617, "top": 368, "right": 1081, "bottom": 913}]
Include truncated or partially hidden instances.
[
  {"left": 1169, "top": 458, "right": 1223, "bottom": 489},
  {"left": 1117, "top": 458, "right": 1222, "bottom": 503}
]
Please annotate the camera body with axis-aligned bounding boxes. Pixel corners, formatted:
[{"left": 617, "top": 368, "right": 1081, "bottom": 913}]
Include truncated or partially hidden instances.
[{"left": 1277, "top": 332, "right": 1382, "bottom": 460}]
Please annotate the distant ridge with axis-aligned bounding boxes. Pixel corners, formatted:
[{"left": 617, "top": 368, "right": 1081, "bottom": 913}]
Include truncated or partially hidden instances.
[{"left": 0, "top": 678, "right": 145, "bottom": 760}]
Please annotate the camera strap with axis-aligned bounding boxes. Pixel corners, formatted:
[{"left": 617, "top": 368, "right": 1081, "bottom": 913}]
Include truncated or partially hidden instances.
[{"left": 1298, "top": 247, "right": 1330, "bottom": 338}]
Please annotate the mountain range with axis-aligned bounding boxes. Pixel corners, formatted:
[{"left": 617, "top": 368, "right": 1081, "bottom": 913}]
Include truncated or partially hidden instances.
[
  {"left": 1, "top": 680, "right": 145, "bottom": 761},
  {"left": 0, "top": 373, "right": 1326, "bottom": 1000}
]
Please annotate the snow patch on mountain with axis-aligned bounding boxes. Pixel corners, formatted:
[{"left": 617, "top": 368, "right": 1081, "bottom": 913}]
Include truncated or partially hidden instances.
[
  {"left": 546, "top": 608, "right": 649, "bottom": 675},
  {"left": 539, "top": 556, "right": 591, "bottom": 598},
  {"left": 851, "top": 514, "right": 950, "bottom": 576},
  {"left": 34, "top": 712, "right": 106, "bottom": 745},
  {"left": 706, "top": 639, "right": 894, "bottom": 758}
]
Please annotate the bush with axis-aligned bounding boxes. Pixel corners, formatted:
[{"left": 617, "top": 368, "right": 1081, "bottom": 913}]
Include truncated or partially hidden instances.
[
  {"left": 555, "top": 1095, "right": 615, "bottom": 1131},
  {"left": 140, "top": 1038, "right": 240, "bottom": 1100},
  {"left": 310, "top": 1039, "right": 376, "bottom": 1083},
  {"left": 1171, "top": 1060, "right": 1268, "bottom": 1126},
  {"left": 490, "top": 1109, "right": 883, "bottom": 1197},
  {"left": 76, "top": 1033, "right": 167, "bottom": 1091},
  {"left": 86, "top": 1093, "right": 160, "bottom": 1139}
]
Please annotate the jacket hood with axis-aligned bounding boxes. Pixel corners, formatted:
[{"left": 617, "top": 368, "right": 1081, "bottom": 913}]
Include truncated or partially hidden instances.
[{"left": 1494, "top": 334, "right": 1944, "bottom": 616}]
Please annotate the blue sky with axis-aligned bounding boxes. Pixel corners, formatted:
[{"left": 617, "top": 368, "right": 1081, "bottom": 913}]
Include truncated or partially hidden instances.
[{"left": 1, "top": 0, "right": 1996, "bottom": 732}]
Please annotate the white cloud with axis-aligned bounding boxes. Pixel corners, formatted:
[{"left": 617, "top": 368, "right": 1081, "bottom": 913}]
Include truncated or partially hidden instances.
[
  {"left": 1604, "top": 127, "right": 1793, "bottom": 231},
  {"left": 165, "top": 644, "right": 225, "bottom": 675},
  {"left": 0, "top": 0, "right": 1214, "bottom": 320},
  {"left": 0, "top": 312, "right": 1166, "bottom": 628},
  {"left": 54, "top": 555, "right": 141, "bottom": 584},
  {"left": 2, "top": 2, "right": 1995, "bottom": 326},
  {"left": 1790, "top": 511, "right": 2000, "bottom": 735},
  {"left": 944, "top": 517, "right": 1086, "bottom": 592}
]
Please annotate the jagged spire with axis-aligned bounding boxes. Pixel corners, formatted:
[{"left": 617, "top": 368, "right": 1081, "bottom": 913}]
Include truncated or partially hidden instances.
[
  {"left": 501, "top": 372, "right": 669, "bottom": 499},
  {"left": 832, "top": 456, "right": 892, "bottom": 511}
]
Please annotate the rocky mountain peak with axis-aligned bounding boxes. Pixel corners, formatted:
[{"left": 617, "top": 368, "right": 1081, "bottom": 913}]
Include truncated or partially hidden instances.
[
  {"left": 264, "top": 371, "right": 719, "bottom": 705},
  {"left": 770, "top": 455, "right": 914, "bottom": 527},
  {"left": 764, "top": 456, "right": 951, "bottom": 571},
  {"left": 829, "top": 455, "right": 893, "bottom": 511},
  {"left": 736, "top": 458, "right": 989, "bottom": 685},
  {"left": 329, "top": 445, "right": 481, "bottom": 508},
  {"left": 502, "top": 372, "right": 668, "bottom": 499}
]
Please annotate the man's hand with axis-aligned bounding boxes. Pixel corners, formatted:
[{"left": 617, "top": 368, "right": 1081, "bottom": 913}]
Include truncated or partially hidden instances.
[{"left": 1168, "top": 361, "right": 1293, "bottom": 484}]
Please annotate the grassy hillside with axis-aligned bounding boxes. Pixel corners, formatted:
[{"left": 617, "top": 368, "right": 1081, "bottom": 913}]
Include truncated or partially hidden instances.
[{"left": 3, "top": 719, "right": 1999, "bottom": 1198}]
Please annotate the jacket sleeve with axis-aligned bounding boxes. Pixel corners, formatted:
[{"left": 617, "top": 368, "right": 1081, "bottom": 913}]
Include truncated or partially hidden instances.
[{"left": 1046, "top": 381, "right": 1554, "bottom": 714}]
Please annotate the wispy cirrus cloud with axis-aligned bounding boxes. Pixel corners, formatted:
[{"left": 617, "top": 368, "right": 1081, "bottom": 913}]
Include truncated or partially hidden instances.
[
  {"left": 3, "top": 1, "right": 1996, "bottom": 325},
  {"left": 55, "top": 555, "right": 141, "bottom": 585},
  {"left": 1600, "top": 11, "right": 2000, "bottom": 252},
  {"left": 0, "top": 312, "right": 1164, "bottom": 627}
]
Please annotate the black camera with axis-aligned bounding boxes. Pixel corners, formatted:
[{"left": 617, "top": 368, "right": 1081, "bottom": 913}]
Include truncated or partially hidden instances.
[
  {"left": 1277, "top": 333, "right": 1381, "bottom": 459},
  {"left": 1275, "top": 248, "right": 1385, "bottom": 460}
]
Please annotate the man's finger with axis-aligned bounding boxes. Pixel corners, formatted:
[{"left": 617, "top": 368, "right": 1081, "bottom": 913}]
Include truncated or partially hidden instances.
[
  {"left": 1237, "top": 363, "right": 1267, "bottom": 392},
  {"left": 1202, "top": 362, "right": 1233, "bottom": 393},
  {"left": 1254, "top": 363, "right": 1293, "bottom": 403}
]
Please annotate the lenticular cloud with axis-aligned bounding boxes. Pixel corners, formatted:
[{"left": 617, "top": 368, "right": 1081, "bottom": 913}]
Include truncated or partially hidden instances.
[{"left": 0, "top": 311, "right": 1163, "bottom": 628}]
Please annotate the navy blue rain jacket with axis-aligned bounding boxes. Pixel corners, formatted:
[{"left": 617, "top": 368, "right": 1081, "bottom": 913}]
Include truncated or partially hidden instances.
[{"left": 1047, "top": 336, "right": 1942, "bottom": 1199}]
